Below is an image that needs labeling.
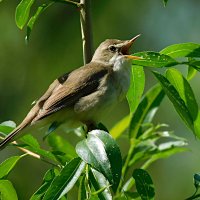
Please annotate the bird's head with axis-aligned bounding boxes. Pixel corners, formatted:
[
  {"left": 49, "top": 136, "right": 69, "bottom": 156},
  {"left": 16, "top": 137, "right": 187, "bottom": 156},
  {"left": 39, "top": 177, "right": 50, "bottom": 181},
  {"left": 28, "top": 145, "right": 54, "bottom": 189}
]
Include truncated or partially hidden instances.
[{"left": 92, "top": 34, "right": 141, "bottom": 65}]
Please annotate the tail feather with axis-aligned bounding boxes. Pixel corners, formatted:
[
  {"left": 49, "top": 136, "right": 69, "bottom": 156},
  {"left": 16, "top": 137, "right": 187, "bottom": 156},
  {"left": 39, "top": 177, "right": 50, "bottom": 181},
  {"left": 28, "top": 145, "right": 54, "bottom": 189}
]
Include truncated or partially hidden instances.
[{"left": 0, "top": 127, "right": 23, "bottom": 150}]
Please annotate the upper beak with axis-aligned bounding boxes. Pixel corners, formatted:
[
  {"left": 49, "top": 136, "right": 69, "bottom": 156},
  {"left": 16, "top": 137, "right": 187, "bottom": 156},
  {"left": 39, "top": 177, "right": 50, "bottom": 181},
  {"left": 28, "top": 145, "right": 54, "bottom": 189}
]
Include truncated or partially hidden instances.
[{"left": 121, "top": 34, "right": 141, "bottom": 60}]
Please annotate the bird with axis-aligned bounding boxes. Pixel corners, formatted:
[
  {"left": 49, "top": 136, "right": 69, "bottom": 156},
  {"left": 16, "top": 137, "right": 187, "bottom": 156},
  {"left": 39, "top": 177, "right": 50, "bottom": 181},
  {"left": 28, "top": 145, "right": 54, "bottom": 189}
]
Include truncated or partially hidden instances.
[{"left": 0, "top": 34, "right": 141, "bottom": 149}]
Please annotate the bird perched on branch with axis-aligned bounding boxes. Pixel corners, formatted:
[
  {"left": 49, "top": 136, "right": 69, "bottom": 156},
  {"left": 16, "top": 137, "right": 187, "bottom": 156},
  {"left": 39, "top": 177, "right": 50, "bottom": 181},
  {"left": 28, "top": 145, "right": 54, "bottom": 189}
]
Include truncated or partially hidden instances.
[{"left": 0, "top": 34, "right": 141, "bottom": 149}]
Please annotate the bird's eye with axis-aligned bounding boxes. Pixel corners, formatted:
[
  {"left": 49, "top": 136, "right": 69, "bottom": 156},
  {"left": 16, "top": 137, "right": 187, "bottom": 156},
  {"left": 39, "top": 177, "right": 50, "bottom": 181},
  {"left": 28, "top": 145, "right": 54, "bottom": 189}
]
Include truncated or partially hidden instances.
[{"left": 109, "top": 45, "right": 117, "bottom": 52}]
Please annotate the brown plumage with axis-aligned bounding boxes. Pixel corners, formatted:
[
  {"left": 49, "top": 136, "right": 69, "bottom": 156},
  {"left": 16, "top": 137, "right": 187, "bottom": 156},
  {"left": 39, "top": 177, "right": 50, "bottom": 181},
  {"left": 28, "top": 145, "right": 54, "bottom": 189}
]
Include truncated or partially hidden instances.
[{"left": 0, "top": 35, "right": 140, "bottom": 149}]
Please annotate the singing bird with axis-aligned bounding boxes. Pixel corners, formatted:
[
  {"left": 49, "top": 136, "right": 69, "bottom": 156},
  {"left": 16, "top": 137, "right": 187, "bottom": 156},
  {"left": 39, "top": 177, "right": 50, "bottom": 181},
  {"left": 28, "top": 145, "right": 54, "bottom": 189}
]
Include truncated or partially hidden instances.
[{"left": 0, "top": 35, "right": 140, "bottom": 149}]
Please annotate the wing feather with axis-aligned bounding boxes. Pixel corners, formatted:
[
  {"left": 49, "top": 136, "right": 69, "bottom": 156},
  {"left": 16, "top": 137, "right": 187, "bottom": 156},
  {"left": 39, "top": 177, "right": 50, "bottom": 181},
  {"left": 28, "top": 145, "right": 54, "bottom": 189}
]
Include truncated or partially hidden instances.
[{"left": 33, "top": 62, "right": 111, "bottom": 121}]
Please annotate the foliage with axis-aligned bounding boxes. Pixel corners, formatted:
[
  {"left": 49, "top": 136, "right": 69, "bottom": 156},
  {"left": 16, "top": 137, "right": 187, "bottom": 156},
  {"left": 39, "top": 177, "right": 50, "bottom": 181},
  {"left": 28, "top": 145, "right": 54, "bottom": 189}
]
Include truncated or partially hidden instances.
[{"left": 0, "top": 0, "right": 200, "bottom": 199}]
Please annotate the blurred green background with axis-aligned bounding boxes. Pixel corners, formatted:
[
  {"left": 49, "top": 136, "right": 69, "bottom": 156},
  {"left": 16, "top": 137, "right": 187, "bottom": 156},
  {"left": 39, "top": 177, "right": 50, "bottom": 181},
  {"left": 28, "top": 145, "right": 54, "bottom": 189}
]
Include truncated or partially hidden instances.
[{"left": 1, "top": 0, "right": 200, "bottom": 199}]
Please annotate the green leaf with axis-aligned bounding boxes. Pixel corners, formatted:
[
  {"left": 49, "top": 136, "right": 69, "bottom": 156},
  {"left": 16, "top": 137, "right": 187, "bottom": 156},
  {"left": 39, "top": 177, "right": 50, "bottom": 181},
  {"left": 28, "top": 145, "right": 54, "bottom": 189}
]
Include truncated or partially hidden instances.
[
  {"left": 89, "top": 168, "right": 112, "bottom": 200},
  {"left": 163, "top": 0, "right": 168, "bottom": 6},
  {"left": 187, "top": 66, "right": 197, "bottom": 80},
  {"left": 0, "top": 155, "right": 23, "bottom": 179},
  {"left": 78, "top": 175, "right": 87, "bottom": 200},
  {"left": 188, "top": 60, "right": 200, "bottom": 72},
  {"left": 129, "top": 84, "right": 165, "bottom": 138},
  {"left": 166, "top": 68, "right": 198, "bottom": 121},
  {"left": 132, "top": 169, "right": 155, "bottom": 200},
  {"left": 0, "top": 180, "right": 18, "bottom": 200},
  {"left": 132, "top": 52, "right": 178, "bottom": 68},
  {"left": 127, "top": 65, "right": 145, "bottom": 113},
  {"left": 26, "top": 3, "right": 53, "bottom": 42},
  {"left": 30, "top": 168, "right": 59, "bottom": 200},
  {"left": 153, "top": 71, "right": 194, "bottom": 132},
  {"left": 76, "top": 130, "right": 122, "bottom": 192},
  {"left": 48, "top": 133, "right": 77, "bottom": 160},
  {"left": 160, "top": 43, "right": 200, "bottom": 58},
  {"left": 141, "top": 147, "right": 187, "bottom": 171},
  {"left": 110, "top": 115, "right": 130, "bottom": 139},
  {"left": 0, "top": 121, "right": 15, "bottom": 136},
  {"left": 15, "top": 0, "right": 36, "bottom": 29},
  {"left": 194, "top": 111, "right": 200, "bottom": 139},
  {"left": 43, "top": 158, "right": 85, "bottom": 200},
  {"left": 194, "top": 173, "right": 200, "bottom": 189},
  {"left": 19, "top": 134, "right": 57, "bottom": 161}
]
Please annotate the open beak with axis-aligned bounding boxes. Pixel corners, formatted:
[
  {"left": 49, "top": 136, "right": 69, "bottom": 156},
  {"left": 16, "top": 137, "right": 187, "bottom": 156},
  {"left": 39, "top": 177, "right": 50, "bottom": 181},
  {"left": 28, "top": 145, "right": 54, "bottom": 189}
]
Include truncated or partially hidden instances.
[{"left": 121, "top": 34, "right": 141, "bottom": 60}]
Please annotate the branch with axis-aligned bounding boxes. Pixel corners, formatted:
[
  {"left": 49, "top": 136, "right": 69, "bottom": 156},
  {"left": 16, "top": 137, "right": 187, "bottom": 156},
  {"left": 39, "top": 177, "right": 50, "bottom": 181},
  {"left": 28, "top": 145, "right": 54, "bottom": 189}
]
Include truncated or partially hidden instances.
[{"left": 80, "top": 0, "right": 93, "bottom": 64}]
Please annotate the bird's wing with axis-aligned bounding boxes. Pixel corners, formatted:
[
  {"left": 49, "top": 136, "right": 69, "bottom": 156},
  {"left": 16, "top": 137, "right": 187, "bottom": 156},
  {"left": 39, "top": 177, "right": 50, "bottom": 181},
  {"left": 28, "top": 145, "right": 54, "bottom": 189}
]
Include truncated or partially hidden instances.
[{"left": 33, "top": 63, "right": 110, "bottom": 121}]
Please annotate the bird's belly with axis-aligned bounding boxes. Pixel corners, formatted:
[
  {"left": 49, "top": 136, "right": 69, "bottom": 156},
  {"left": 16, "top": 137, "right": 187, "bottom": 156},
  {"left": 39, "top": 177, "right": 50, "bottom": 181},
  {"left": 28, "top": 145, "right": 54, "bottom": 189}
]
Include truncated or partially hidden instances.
[{"left": 74, "top": 84, "right": 119, "bottom": 122}]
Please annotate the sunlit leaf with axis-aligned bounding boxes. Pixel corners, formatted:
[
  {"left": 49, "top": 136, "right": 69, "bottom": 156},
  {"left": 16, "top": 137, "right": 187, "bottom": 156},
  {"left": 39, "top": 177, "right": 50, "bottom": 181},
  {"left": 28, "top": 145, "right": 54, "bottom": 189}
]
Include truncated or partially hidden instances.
[
  {"left": 129, "top": 84, "right": 165, "bottom": 138},
  {"left": 110, "top": 115, "right": 130, "bottom": 139},
  {"left": 43, "top": 158, "right": 85, "bottom": 200},
  {"left": 0, "top": 180, "right": 18, "bottom": 200},
  {"left": 146, "top": 147, "right": 187, "bottom": 165},
  {"left": 153, "top": 71, "right": 194, "bottom": 133},
  {"left": 15, "top": 0, "right": 36, "bottom": 29},
  {"left": 133, "top": 169, "right": 155, "bottom": 200},
  {"left": 132, "top": 52, "right": 178, "bottom": 68},
  {"left": 127, "top": 65, "right": 145, "bottom": 113},
  {"left": 0, "top": 155, "right": 23, "bottom": 179},
  {"left": 160, "top": 43, "right": 200, "bottom": 58},
  {"left": 26, "top": 3, "right": 53, "bottom": 42},
  {"left": 76, "top": 130, "right": 122, "bottom": 192},
  {"left": 187, "top": 66, "right": 197, "bottom": 80},
  {"left": 166, "top": 68, "right": 198, "bottom": 121}
]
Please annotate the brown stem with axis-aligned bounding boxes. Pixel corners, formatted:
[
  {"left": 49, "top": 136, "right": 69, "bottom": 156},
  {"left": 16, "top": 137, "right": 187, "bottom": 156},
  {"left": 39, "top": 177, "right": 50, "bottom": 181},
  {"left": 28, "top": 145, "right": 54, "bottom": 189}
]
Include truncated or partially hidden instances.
[{"left": 80, "top": 0, "right": 93, "bottom": 64}]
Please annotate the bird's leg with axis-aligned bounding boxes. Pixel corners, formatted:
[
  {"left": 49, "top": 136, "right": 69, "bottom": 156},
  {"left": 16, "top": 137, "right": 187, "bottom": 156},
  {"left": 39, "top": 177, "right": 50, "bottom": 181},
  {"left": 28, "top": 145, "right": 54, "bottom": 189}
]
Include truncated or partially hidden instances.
[{"left": 84, "top": 121, "right": 98, "bottom": 132}]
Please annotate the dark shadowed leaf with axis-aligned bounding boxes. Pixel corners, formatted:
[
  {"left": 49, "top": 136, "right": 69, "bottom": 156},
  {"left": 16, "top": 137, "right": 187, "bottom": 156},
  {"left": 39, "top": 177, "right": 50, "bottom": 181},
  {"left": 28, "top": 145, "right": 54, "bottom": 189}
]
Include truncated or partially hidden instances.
[
  {"left": 132, "top": 52, "right": 178, "bottom": 68},
  {"left": 26, "top": 2, "right": 54, "bottom": 42},
  {"left": 89, "top": 168, "right": 112, "bottom": 200},
  {"left": 153, "top": 71, "right": 195, "bottom": 133},
  {"left": 160, "top": 43, "right": 200, "bottom": 58},
  {"left": 15, "top": 0, "right": 36, "bottom": 29},
  {"left": 0, "top": 180, "right": 18, "bottom": 200},
  {"left": 30, "top": 168, "right": 59, "bottom": 200},
  {"left": 127, "top": 65, "right": 145, "bottom": 113},
  {"left": 76, "top": 130, "right": 122, "bottom": 192},
  {"left": 133, "top": 169, "right": 155, "bottom": 200},
  {"left": 43, "top": 158, "right": 85, "bottom": 200},
  {"left": 0, "top": 155, "right": 24, "bottom": 179},
  {"left": 129, "top": 84, "right": 165, "bottom": 138}
]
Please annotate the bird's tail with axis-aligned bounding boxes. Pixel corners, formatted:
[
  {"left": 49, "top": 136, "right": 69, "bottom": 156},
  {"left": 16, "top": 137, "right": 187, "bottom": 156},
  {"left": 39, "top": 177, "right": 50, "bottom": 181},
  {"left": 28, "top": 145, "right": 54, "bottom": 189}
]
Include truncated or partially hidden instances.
[{"left": 0, "top": 126, "right": 25, "bottom": 150}]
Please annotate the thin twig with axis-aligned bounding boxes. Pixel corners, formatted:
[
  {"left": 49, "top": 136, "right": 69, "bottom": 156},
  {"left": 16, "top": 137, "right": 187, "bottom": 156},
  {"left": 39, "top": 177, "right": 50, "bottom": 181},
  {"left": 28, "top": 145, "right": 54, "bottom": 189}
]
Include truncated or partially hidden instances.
[
  {"left": 0, "top": 136, "right": 59, "bottom": 167},
  {"left": 80, "top": 0, "right": 93, "bottom": 64}
]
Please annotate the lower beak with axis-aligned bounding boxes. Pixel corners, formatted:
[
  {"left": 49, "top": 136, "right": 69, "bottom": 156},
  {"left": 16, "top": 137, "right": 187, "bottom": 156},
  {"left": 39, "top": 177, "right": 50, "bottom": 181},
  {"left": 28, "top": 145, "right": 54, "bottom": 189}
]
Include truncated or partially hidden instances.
[{"left": 121, "top": 34, "right": 141, "bottom": 55}]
